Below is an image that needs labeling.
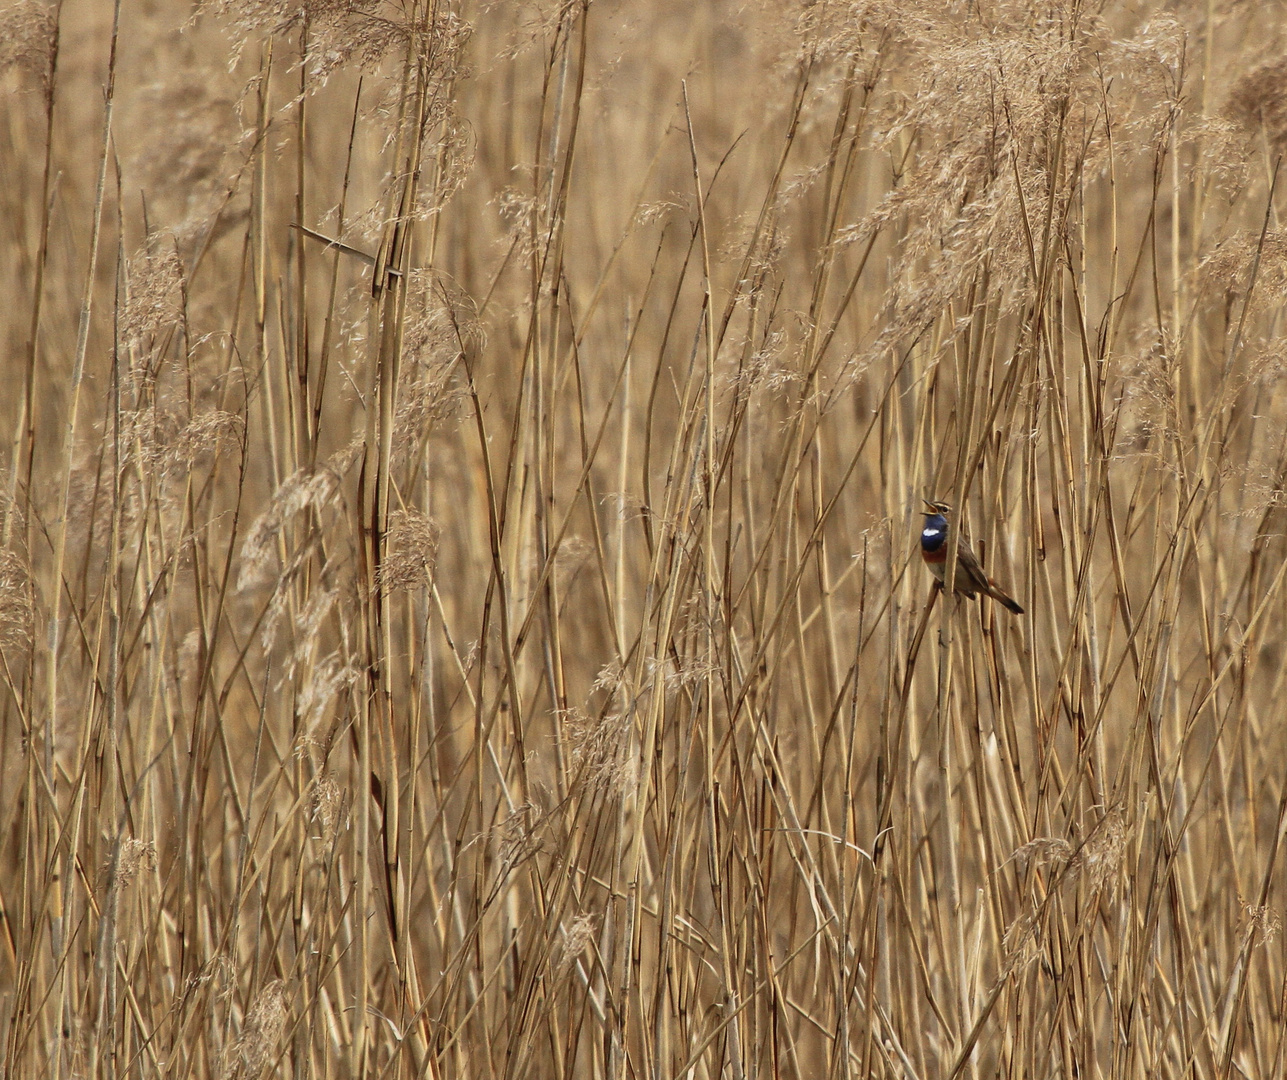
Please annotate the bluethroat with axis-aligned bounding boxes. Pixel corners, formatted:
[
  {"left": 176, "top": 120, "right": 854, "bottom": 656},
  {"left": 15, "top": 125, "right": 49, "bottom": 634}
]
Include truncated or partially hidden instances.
[{"left": 920, "top": 499, "right": 1024, "bottom": 615}]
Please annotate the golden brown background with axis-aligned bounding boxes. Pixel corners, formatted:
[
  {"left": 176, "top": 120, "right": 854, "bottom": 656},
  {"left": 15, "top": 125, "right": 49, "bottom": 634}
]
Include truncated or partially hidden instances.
[{"left": 2, "top": 0, "right": 1286, "bottom": 1076}]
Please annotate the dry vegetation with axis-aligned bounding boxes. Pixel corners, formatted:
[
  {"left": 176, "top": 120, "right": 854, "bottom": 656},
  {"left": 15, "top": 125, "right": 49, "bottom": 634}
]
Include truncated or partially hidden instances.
[{"left": 3, "top": 0, "right": 1287, "bottom": 1076}]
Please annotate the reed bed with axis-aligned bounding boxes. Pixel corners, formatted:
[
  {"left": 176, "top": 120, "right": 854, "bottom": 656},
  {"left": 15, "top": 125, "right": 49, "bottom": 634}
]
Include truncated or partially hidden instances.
[{"left": 2, "top": 0, "right": 1287, "bottom": 1076}]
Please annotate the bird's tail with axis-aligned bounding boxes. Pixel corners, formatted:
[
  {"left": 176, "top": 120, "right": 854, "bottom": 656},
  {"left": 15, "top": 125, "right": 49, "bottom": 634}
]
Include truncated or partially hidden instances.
[{"left": 987, "top": 582, "right": 1024, "bottom": 615}]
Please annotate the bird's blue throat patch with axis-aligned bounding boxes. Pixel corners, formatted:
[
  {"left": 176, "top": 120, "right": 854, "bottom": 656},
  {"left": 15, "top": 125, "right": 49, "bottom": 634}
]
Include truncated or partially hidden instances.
[{"left": 921, "top": 516, "right": 948, "bottom": 553}]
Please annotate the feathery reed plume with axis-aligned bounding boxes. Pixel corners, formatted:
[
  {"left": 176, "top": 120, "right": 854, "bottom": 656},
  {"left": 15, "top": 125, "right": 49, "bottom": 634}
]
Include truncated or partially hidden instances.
[
  {"left": 376, "top": 508, "right": 439, "bottom": 592},
  {"left": 0, "top": 0, "right": 56, "bottom": 91},
  {"left": 1226, "top": 57, "right": 1287, "bottom": 157},
  {"left": 222, "top": 980, "right": 287, "bottom": 1079},
  {"left": 0, "top": 547, "right": 34, "bottom": 656}
]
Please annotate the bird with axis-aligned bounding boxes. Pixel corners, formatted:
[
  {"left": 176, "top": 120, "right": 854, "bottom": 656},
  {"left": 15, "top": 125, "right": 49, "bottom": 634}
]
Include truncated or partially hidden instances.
[{"left": 920, "top": 499, "right": 1024, "bottom": 615}]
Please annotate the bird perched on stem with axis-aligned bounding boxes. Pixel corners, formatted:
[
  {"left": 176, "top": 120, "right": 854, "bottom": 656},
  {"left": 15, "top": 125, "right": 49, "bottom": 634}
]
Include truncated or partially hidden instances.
[{"left": 920, "top": 499, "right": 1024, "bottom": 615}]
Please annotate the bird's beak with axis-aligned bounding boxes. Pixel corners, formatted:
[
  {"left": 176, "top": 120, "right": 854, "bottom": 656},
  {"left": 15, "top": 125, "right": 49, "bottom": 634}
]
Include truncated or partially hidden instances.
[{"left": 922, "top": 498, "right": 939, "bottom": 514}]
